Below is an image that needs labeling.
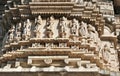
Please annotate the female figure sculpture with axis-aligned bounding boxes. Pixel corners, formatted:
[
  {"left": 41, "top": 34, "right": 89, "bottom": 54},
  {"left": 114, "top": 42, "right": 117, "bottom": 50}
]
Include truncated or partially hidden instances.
[
  {"left": 70, "top": 18, "right": 79, "bottom": 35},
  {"left": 59, "top": 16, "right": 67, "bottom": 38},
  {"left": 102, "top": 44, "right": 110, "bottom": 62},
  {"left": 34, "top": 15, "right": 42, "bottom": 38},
  {"left": 46, "top": 16, "right": 54, "bottom": 38},
  {"left": 87, "top": 24, "right": 99, "bottom": 42},
  {"left": 8, "top": 25, "right": 15, "bottom": 43},
  {"left": 15, "top": 23, "right": 22, "bottom": 42},
  {"left": 78, "top": 21, "right": 88, "bottom": 37},
  {"left": 23, "top": 19, "right": 31, "bottom": 40}
]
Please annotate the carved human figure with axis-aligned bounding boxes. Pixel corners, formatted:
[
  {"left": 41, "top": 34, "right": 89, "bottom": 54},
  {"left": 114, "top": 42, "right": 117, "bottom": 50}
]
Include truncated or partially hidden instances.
[
  {"left": 84, "top": 1, "right": 88, "bottom": 6},
  {"left": 87, "top": 24, "right": 99, "bottom": 42},
  {"left": 23, "top": 19, "right": 31, "bottom": 40},
  {"left": 59, "top": 16, "right": 67, "bottom": 38},
  {"left": 46, "top": 16, "right": 54, "bottom": 38},
  {"left": 34, "top": 15, "right": 42, "bottom": 38},
  {"left": 70, "top": 18, "right": 79, "bottom": 35},
  {"left": 59, "top": 17, "right": 67, "bottom": 32},
  {"left": 78, "top": 21, "right": 88, "bottom": 37},
  {"left": 15, "top": 23, "right": 22, "bottom": 42},
  {"left": 8, "top": 25, "right": 15, "bottom": 43},
  {"left": 102, "top": 44, "right": 110, "bottom": 63},
  {"left": 108, "top": 54, "right": 119, "bottom": 71}
]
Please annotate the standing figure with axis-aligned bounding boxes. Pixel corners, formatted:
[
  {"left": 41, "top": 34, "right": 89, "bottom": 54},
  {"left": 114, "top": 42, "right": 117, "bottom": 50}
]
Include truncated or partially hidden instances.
[
  {"left": 15, "top": 23, "right": 22, "bottom": 42},
  {"left": 59, "top": 16, "right": 67, "bottom": 38},
  {"left": 23, "top": 19, "right": 31, "bottom": 40},
  {"left": 78, "top": 21, "right": 88, "bottom": 37},
  {"left": 8, "top": 25, "right": 15, "bottom": 43},
  {"left": 70, "top": 18, "right": 79, "bottom": 35},
  {"left": 46, "top": 16, "right": 54, "bottom": 38},
  {"left": 34, "top": 15, "right": 42, "bottom": 38},
  {"left": 102, "top": 44, "right": 110, "bottom": 63},
  {"left": 87, "top": 24, "right": 99, "bottom": 42}
]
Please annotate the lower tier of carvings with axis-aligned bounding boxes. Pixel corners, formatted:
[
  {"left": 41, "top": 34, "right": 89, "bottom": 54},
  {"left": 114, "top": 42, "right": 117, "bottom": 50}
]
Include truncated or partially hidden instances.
[
  {"left": 0, "top": 47, "right": 119, "bottom": 72},
  {"left": 1, "top": 36, "right": 119, "bottom": 72}
]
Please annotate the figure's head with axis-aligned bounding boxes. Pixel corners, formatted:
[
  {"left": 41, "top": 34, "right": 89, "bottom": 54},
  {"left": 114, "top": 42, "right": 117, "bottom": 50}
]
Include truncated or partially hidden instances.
[
  {"left": 11, "top": 25, "right": 15, "bottom": 29},
  {"left": 38, "top": 15, "right": 42, "bottom": 20},
  {"left": 27, "top": 19, "right": 30, "bottom": 23},
  {"left": 81, "top": 21, "right": 84, "bottom": 24},
  {"left": 61, "top": 16, "right": 66, "bottom": 21},
  {"left": 18, "top": 23, "right": 22, "bottom": 27},
  {"left": 49, "top": 16, "right": 54, "bottom": 21},
  {"left": 72, "top": 18, "right": 77, "bottom": 23}
]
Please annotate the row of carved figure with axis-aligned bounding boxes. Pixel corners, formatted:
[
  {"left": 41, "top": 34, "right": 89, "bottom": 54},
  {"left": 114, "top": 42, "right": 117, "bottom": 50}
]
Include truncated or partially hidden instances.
[{"left": 7, "top": 15, "right": 100, "bottom": 43}]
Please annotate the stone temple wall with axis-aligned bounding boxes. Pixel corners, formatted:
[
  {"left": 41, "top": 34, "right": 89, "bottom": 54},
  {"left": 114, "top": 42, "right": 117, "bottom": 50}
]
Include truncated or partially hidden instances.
[{"left": 0, "top": 0, "right": 120, "bottom": 76}]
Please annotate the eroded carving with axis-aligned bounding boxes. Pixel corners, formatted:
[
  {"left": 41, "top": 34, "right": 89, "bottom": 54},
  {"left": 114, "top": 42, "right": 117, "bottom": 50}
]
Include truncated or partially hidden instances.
[
  {"left": 8, "top": 25, "right": 15, "bottom": 43},
  {"left": 59, "top": 17, "right": 68, "bottom": 38},
  {"left": 46, "top": 16, "right": 54, "bottom": 38},
  {"left": 15, "top": 23, "right": 22, "bottom": 42},
  {"left": 34, "top": 15, "right": 42, "bottom": 38},
  {"left": 78, "top": 21, "right": 88, "bottom": 37},
  {"left": 22, "top": 19, "right": 31, "bottom": 40},
  {"left": 87, "top": 24, "right": 99, "bottom": 42},
  {"left": 70, "top": 18, "right": 79, "bottom": 35}
]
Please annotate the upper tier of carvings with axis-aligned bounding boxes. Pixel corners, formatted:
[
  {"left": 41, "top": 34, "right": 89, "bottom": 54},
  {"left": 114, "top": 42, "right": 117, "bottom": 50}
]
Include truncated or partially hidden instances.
[
  {"left": 5, "top": 0, "right": 104, "bottom": 37},
  {"left": 6, "top": 15, "right": 100, "bottom": 43}
]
